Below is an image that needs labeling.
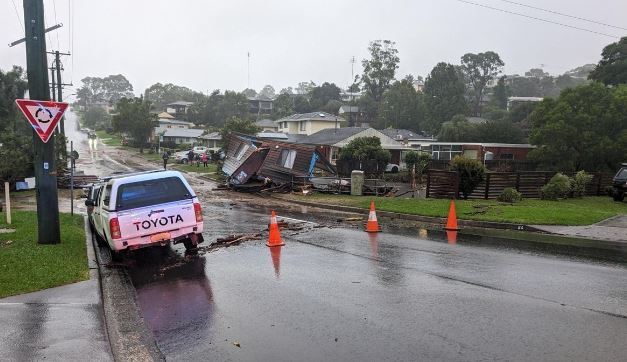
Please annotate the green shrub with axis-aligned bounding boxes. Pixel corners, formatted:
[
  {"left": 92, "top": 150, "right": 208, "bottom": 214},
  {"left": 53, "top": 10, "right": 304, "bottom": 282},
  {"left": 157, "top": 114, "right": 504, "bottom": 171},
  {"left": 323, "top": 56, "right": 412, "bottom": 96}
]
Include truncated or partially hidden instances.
[
  {"left": 570, "top": 170, "right": 593, "bottom": 198},
  {"left": 450, "top": 156, "right": 485, "bottom": 199},
  {"left": 497, "top": 187, "right": 522, "bottom": 203},
  {"left": 541, "top": 173, "right": 571, "bottom": 200}
]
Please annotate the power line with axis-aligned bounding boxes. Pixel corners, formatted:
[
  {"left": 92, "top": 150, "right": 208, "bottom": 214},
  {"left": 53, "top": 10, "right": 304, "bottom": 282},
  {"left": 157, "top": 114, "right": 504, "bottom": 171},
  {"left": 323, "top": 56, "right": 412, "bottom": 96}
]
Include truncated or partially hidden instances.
[
  {"left": 495, "top": 0, "right": 627, "bottom": 31},
  {"left": 10, "top": 0, "right": 23, "bottom": 33},
  {"left": 454, "top": 0, "right": 619, "bottom": 39}
]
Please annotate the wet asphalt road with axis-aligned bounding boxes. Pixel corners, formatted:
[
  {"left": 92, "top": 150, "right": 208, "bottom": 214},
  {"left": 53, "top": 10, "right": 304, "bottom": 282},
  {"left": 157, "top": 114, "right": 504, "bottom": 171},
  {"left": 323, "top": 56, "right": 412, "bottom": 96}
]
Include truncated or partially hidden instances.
[{"left": 66, "top": 113, "right": 627, "bottom": 361}]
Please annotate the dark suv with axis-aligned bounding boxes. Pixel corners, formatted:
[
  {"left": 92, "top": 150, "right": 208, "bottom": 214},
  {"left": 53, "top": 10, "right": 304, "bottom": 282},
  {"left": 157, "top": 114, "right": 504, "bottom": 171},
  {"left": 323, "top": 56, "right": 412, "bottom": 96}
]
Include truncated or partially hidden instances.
[{"left": 611, "top": 163, "right": 627, "bottom": 202}]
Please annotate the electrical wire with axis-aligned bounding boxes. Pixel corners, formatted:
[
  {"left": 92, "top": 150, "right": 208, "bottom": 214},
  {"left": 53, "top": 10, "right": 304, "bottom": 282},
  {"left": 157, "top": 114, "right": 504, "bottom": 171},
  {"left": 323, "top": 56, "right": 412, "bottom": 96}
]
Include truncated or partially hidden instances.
[
  {"left": 10, "top": 0, "right": 24, "bottom": 33},
  {"left": 495, "top": 0, "right": 627, "bottom": 31},
  {"left": 454, "top": 0, "right": 619, "bottom": 39}
]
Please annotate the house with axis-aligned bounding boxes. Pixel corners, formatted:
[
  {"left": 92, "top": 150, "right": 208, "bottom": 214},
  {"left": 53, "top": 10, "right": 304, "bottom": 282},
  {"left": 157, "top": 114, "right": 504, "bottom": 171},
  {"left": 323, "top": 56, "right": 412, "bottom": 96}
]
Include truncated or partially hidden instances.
[
  {"left": 340, "top": 91, "right": 361, "bottom": 102},
  {"left": 166, "top": 101, "right": 194, "bottom": 116},
  {"left": 275, "top": 112, "right": 346, "bottom": 135},
  {"left": 412, "top": 79, "right": 425, "bottom": 93},
  {"left": 248, "top": 95, "right": 274, "bottom": 118},
  {"left": 162, "top": 128, "right": 205, "bottom": 145},
  {"left": 157, "top": 112, "right": 175, "bottom": 119},
  {"left": 198, "top": 132, "right": 221, "bottom": 151},
  {"left": 153, "top": 118, "right": 195, "bottom": 141},
  {"left": 223, "top": 133, "right": 336, "bottom": 187},
  {"left": 255, "top": 118, "right": 278, "bottom": 132},
  {"left": 297, "top": 127, "right": 410, "bottom": 167},
  {"left": 380, "top": 128, "right": 427, "bottom": 146},
  {"left": 338, "top": 105, "right": 367, "bottom": 127},
  {"left": 409, "top": 141, "right": 535, "bottom": 161},
  {"left": 507, "top": 96, "right": 543, "bottom": 110}
]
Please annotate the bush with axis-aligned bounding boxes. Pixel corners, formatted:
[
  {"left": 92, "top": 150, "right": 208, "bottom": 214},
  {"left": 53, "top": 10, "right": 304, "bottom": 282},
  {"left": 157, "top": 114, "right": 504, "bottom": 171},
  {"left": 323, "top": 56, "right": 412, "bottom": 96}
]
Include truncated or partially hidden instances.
[
  {"left": 541, "top": 173, "right": 571, "bottom": 200},
  {"left": 497, "top": 187, "right": 522, "bottom": 203},
  {"left": 570, "top": 170, "right": 593, "bottom": 198},
  {"left": 450, "top": 156, "right": 485, "bottom": 199}
]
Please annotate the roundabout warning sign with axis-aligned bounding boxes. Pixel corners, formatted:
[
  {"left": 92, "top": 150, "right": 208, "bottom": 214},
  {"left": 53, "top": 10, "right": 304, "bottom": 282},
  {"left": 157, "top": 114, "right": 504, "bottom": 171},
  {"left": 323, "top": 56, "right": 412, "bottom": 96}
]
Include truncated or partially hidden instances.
[{"left": 15, "top": 99, "right": 68, "bottom": 143}]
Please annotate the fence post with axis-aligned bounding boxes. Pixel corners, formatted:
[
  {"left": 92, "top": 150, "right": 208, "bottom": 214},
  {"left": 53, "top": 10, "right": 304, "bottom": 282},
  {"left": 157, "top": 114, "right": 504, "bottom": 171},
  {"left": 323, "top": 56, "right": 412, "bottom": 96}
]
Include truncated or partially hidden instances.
[
  {"left": 484, "top": 173, "right": 490, "bottom": 200},
  {"left": 596, "top": 172, "right": 602, "bottom": 196},
  {"left": 454, "top": 171, "right": 460, "bottom": 200},
  {"left": 516, "top": 172, "right": 521, "bottom": 191},
  {"left": 426, "top": 169, "right": 431, "bottom": 198}
]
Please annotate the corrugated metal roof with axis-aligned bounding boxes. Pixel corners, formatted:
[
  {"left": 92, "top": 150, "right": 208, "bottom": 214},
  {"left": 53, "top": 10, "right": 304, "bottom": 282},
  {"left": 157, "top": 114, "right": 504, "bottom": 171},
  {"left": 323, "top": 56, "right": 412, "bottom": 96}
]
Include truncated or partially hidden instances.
[
  {"left": 199, "top": 131, "right": 221, "bottom": 140},
  {"left": 167, "top": 101, "right": 194, "bottom": 106},
  {"left": 276, "top": 112, "right": 345, "bottom": 123}
]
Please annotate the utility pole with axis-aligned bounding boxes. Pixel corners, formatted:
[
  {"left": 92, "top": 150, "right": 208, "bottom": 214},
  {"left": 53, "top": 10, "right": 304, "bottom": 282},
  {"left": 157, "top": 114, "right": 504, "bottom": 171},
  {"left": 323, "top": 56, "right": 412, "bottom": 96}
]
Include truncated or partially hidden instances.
[
  {"left": 23, "top": 0, "right": 61, "bottom": 244},
  {"left": 55, "top": 51, "right": 65, "bottom": 135},
  {"left": 50, "top": 63, "right": 56, "bottom": 101}
]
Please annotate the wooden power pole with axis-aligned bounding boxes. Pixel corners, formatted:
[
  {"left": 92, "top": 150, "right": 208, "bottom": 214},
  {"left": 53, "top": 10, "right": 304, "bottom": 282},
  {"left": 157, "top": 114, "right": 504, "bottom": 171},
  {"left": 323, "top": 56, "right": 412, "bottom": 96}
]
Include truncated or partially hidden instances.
[{"left": 23, "top": 0, "right": 61, "bottom": 244}]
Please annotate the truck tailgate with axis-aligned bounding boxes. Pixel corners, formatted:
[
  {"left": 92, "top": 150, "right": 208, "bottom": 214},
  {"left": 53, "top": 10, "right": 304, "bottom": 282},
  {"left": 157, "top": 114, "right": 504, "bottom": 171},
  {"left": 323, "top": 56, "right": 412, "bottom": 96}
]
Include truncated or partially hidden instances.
[{"left": 117, "top": 200, "right": 197, "bottom": 240}]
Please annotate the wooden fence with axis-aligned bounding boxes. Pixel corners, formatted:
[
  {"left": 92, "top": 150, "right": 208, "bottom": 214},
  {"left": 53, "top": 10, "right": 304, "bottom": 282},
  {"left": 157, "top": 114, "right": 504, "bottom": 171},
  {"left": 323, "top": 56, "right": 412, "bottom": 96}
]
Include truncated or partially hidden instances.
[{"left": 426, "top": 170, "right": 613, "bottom": 199}]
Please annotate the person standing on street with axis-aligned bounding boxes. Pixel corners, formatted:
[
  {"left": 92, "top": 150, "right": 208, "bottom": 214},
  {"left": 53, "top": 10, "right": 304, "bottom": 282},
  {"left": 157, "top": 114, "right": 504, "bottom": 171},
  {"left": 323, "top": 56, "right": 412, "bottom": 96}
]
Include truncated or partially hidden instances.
[
  {"left": 201, "top": 152, "right": 208, "bottom": 167},
  {"left": 187, "top": 149, "right": 195, "bottom": 165},
  {"left": 162, "top": 150, "right": 169, "bottom": 170}
]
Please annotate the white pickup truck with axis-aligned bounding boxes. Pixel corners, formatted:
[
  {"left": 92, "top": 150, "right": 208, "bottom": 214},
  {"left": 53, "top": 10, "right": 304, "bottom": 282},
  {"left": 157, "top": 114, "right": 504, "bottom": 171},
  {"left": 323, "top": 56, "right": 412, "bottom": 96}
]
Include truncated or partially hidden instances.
[{"left": 87, "top": 170, "right": 204, "bottom": 259}]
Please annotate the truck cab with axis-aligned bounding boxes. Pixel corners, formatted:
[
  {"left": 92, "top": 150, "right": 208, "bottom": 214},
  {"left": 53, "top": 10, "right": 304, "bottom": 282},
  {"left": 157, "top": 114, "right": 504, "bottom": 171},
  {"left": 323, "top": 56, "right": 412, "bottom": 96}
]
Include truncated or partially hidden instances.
[{"left": 88, "top": 170, "right": 204, "bottom": 258}]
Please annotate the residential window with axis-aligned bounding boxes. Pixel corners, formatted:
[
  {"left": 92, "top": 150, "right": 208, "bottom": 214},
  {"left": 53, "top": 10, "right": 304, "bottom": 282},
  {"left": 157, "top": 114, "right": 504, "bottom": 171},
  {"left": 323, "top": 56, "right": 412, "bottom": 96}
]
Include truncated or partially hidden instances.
[
  {"left": 234, "top": 143, "right": 250, "bottom": 160},
  {"left": 330, "top": 148, "right": 339, "bottom": 162},
  {"left": 283, "top": 121, "right": 288, "bottom": 129},
  {"left": 300, "top": 121, "right": 306, "bottom": 131},
  {"left": 500, "top": 153, "right": 515, "bottom": 160},
  {"left": 277, "top": 149, "right": 297, "bottom": 169}
]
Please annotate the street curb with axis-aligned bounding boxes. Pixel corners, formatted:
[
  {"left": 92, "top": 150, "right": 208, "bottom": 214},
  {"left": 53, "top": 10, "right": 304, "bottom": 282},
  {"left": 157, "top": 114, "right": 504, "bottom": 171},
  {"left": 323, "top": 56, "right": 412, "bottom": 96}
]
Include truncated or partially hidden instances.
[
  {"left": 90, "top": 223, "right": 165, "bottom": 362},
  {"left": 267, "top": 195, "right": 627, "bottom": 252}
]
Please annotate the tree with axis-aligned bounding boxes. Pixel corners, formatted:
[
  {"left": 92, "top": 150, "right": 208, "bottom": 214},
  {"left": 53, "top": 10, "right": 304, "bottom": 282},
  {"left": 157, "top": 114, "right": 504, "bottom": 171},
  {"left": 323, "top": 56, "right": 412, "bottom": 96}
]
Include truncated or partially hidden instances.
[
  {"left": 144, "top": 83, "right": 204, "bottom": 111},
  {"left": 296, "top": 81, "right": 316, "bottom": 95},
  {"left": 279, "top": 87, "right": 294, "bottom": 95},
  {"left": 242, "top": 88, "right": 257, "bottom": 98},
  {"left": 112, "top": 97, "right": 157, "bottom": 153},
  {"left": 321, "top": 100, "right": 343, "bottom": 115},
  {"left": 309, "top": 82, "right": 341, "bottom": 110},
  {"left": 360, "top": 40, "right": 400, "bottom": 103},
  {"left": 476, "top": 120, "right": 524, "bottom": 143},
  {"left": 450, "top": 156, "right": 485, "bottom": 199},
  {"left": 220, "top": 117, "right": 261, "bottom": 149},
  {"left": 509, "top": 76, "right": 541, "bottom": 97},
  {"left": 404, "top": 150, "right": 431, "bottom": 188},
  {"left": 258, "top": 85, "right": 276, "bottom": 99},
  {"left": 76, "top": 74, "right": 134, "bottom": 106},
  {"left": 437, "top": 114, "right": 479, "bottom": 142},
  {"left": 525, "top": 68, "right": 549, "bottom": 78},
  {"left": 589, "top": 36, "right": 627, "bottom": 86},
  {"left": 461, "top": 51, "right": 504, "bottom": 116},
  {"left": 492, "top": 76, "right": 509, "bottom": 109},
  {"left": 528, "top": 82, "right": 627, "bottom": 172},
  {"left": 377, "top": 78, "right": 424, "bottom": 131},
  {"left": 82, "top": 107, "right": 110, "bottom": 130},
  {"left": 273, "top": 93, "right": 295, "bottom": 119},
  {"left": 293, "top": 95, "right": 312, "bottom": 113},
  {"left": 423, "top": 63, "right": 467, "bottom": 134},
  {"left": 339, "top": 136, "right": 391, "bottom": 164},
  {"left": 0, "top": 66, "right": 34, "bottom": 184},
  {"left": 187, "top": 90, "right": 249, "bottom": 127}
]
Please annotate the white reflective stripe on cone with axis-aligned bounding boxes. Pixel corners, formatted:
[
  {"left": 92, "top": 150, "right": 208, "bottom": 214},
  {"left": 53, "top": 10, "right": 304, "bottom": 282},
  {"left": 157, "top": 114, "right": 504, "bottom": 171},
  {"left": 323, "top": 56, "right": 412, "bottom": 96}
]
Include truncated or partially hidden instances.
[{"left": 368, "top": 211, "right": 377, "bottom": 221}]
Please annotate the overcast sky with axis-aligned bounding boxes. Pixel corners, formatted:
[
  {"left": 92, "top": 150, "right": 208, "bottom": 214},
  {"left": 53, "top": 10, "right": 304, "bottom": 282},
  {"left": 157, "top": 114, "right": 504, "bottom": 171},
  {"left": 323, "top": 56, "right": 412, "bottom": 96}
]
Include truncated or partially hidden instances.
[{"left": 1, "top": 0, "right": 626, "bottom": 98}]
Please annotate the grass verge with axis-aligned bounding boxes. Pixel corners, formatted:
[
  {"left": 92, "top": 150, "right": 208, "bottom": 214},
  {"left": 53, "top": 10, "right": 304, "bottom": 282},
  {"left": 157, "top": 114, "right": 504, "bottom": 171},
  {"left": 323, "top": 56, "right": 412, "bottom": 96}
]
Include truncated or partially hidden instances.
[
  {"left": 0, "top": 211, "right": 89, "bottom": 298},
  {"left": 286, "top": 194, "right": 627, "bottom": 226},
  {"left": 173, "top": 163, "right": 218, "bottom": 174},
  {"left": 95, "top": 130, "right": 123, "bottom": 146}
]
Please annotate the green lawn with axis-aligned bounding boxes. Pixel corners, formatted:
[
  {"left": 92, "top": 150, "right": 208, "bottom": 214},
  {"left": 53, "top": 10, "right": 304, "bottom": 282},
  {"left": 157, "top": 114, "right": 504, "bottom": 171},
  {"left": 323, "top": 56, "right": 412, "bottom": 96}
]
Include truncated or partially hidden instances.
[
  {"left": 0, "top": 211, "right": 89, "bottom": 298},
  {"left": 292, "top": 194, "right": 627, "bottom": 226},
  {"left": 173, "top": 163, "right": 218, "bottom": 174},
  {"left": 95, "top": 130, "right": 123, "bottom": 146}
]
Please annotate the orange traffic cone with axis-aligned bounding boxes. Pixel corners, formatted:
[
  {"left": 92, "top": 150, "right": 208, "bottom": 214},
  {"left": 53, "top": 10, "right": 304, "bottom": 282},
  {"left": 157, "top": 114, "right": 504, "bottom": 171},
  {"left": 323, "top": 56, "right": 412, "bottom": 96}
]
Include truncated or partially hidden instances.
[
  {"left": 270, "top": 246, "right": 282, "bottom": 278},
  {"left": 365, "top": 200, "right": 381, "bottom": 233},
  {"left": 446, "top": 230, "right": 458, "bottom": 245},
  {"left": 267, "top": 210, "right": 285, "bottom": 247},
  {"left": 444, "top": 200, "right": 460, "bottom": 231}
]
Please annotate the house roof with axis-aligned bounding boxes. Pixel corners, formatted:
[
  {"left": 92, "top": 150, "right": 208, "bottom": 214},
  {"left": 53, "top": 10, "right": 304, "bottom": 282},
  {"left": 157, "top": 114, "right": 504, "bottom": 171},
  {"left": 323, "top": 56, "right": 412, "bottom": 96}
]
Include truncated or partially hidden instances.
[
  {"left": 166, "top": 101, "right": 194, "bottom": 107},
  {"left": 466, "top": 117, "right": 489, "bottom": 125},
  {"left": 247, "top": 95, "right": 274, "bottom": 102},
  {"left": 157, "top": 112, "right": 175, "bottom": 119},
  {"left": 380, "top": 128, "right": 424, "bottom": 141},
  {"left": 276, "top": 112, "right": 345, "bottom": 123},
  {"left": 299, "top": 127, "right": 370, "bottom": 145},
  {"left": 255, "top": 119, "right": 277, "bottom": 127},
  {"left": 162, "top": 128, "right": 204, "bottom": 138},
  {"left": 158, "top": 118, "right": 194, "bottom": 126},
  {"left": 256, "top": 132, "right": 288, "bottom": 139},
  {"left": 199, "top": 131, "right": 221, "bottom": 140}
]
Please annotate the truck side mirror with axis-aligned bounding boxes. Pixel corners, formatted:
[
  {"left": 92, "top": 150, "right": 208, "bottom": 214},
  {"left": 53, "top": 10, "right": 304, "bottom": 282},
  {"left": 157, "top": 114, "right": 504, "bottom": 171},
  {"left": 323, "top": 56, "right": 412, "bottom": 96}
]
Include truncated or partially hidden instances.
[{"left": 85, "top": 199, "right": 95, "bottom": 207}]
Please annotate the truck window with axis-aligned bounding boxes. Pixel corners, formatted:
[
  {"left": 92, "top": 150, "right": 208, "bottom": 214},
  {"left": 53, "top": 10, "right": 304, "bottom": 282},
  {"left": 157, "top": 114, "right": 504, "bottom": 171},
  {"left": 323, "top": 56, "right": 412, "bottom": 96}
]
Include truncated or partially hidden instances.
[
  {"left": 115, "top": 177, "right": 191, "bottom": 211},
  {"left": 102, "top": 185, "right": 112, "bottom": 209}
]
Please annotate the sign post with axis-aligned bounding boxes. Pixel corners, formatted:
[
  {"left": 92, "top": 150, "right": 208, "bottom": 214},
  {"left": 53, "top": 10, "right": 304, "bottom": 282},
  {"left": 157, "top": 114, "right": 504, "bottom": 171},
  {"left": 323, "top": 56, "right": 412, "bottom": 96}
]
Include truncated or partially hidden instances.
[{"left": 15, "top": 99, "right": 68, "bottom": 244}]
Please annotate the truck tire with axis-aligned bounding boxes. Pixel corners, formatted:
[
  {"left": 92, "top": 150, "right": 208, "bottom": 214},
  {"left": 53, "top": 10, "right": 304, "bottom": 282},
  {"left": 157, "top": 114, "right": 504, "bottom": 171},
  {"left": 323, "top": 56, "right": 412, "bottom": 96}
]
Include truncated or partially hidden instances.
[
  {"left": 92, "top": 226, "right": 106, "bottom": 247},
  {"left": 183, "top": 239, "right": 198, "bottom": 254},
  {"left": 111, "top": 249, "right": 126, "bottom": 262}
]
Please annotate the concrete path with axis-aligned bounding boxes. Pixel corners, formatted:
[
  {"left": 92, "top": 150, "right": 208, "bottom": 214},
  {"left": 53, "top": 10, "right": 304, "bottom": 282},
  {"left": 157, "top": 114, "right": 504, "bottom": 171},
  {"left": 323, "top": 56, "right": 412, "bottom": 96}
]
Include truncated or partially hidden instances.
[
  {"left": 0, "top": 222, "right": 113, "bottom": 362},
  {"left": 533, "top": 215, "right": 627, "bottom": 242}
]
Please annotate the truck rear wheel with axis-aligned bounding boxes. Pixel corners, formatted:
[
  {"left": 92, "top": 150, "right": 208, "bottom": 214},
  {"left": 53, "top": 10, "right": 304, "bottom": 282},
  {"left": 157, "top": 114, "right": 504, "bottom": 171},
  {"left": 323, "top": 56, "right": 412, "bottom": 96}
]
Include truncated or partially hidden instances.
[
  {"left": 111, "top": 249, "right": 126, "bottom": 262},
  {"left": 183, "top": 239, "right": 198, "bottom": 254}
]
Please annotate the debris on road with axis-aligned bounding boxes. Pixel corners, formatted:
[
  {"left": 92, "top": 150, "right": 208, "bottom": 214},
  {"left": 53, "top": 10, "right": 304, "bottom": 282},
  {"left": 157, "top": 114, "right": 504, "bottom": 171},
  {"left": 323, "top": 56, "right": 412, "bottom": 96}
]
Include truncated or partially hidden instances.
[
  {"left": 197, "top": 233, "right": 262, "bottom": 255},
  {"left": 233, "top": 341, "right": 241, "bottom": 348}
]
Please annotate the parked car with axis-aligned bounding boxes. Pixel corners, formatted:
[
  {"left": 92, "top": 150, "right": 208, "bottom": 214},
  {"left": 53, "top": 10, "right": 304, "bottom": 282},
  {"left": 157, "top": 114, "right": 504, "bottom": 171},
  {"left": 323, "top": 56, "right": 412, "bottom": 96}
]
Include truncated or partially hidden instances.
[
  {"left": 386, "top": 163, "right": 400, "bottom": 173},
  {"left": 193, "top": 146, "right": 209, "bottom": 155},
  {"left": 174, "top": 150, "right": 192, "bottom": 164},
  {"left": 611, "top": 163, "right": 627, "bottom": 202},
  {"left": 85, "top": 170, "right": 204, "bottom": 260}
]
